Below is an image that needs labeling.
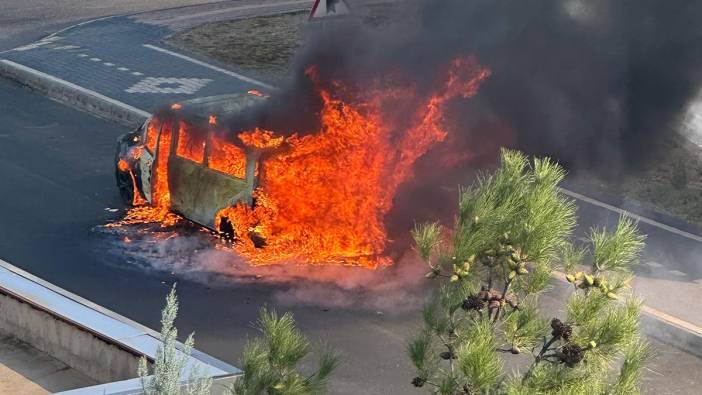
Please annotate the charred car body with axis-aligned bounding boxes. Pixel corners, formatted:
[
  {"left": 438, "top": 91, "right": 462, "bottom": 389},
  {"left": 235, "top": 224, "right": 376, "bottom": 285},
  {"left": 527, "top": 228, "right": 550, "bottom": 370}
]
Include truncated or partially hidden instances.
[{"left": 115, "top": 93, "right": 268, "bottom": 243}]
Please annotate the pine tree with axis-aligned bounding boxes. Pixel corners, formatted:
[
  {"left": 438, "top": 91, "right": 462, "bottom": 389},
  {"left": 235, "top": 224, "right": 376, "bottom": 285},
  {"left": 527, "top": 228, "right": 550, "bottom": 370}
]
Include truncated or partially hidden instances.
[
  {"left": 138, "top": 285, "right": 213, "bottom": 395},
  {"left": 230, "top": 308, "right": 339, "bottom": 395},
  {"left": 409, "top": 149, "right": 651, "bottom": 395}
]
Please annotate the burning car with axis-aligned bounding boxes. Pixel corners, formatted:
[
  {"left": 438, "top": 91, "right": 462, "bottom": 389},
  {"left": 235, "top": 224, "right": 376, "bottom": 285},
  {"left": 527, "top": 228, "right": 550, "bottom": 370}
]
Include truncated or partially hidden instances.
[
  {"left": 115, "top": 93, "right": 268, "bottom": 241},
  {"left": 115, "top": 57, "right": 490, "bottom": 267}
]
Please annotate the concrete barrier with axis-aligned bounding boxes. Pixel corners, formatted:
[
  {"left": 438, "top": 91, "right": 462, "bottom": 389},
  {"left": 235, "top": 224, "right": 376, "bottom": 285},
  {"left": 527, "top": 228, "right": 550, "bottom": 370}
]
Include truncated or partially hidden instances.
[
  {"left": 0, "top": 291, "right": 142, "bottom": 383},
  {"left": 0, "top": 259, "right": 239, "bottom": 394}
]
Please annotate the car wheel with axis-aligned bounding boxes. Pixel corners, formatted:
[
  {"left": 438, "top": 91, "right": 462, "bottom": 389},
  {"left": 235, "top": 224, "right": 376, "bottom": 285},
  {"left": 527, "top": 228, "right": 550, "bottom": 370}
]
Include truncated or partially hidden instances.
[
  {"left": 116, "top": 167, "right": 135, "bottom": 205},
  {"left": 218, "top": 217, "right": 236, "bottom": 243}
]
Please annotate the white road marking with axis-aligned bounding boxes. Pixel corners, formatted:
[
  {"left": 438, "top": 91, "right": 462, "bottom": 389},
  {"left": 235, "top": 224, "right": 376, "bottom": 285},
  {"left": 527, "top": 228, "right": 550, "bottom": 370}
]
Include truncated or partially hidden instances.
[
  {"left": 53, "top": 45, "right": 80, "bottom": 50},
  {"left": 143, "top": 44, "right": 275, "bottom": 90},
  {"left": 77, "top": 54, "right": 88, "bottom": 57},
  {"left": 11, "top": 36, "right": 62, "bottom": 52},
  {"left": 132, "top": 72, "right": 144, "bottom": 76},
  {"left": 552, "top": 270, "right": 702, "bottom": 338},
  {"left": 559, "top": 187, "right": 702, "bottom": 244},
  {"left": 0, "top": 14, "right": 117, "bottom": 55},
  {"left": 126, "top": 77, "right": 212, "bottom": 94},
  {"left": 89, "top": 57, "right": 101, "bottom": 62},
  {"left": 0, "top": 60, "right": 150, "bottom": 119},
  {"left": 104, "top": 62, "right": 115, "bottom": 66},
  {"left": 117, "top": 67, "right": 130, "bottom": 71}
]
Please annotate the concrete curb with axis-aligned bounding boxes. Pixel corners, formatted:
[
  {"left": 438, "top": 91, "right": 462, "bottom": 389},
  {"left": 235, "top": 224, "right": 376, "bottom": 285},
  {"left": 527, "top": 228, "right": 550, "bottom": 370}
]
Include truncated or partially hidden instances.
[
  {"left": 642, "top": 314, "right": 702, "bottom": 359},
  {"left": 0, "top": 59, "right": 148, "bottom": 129}
]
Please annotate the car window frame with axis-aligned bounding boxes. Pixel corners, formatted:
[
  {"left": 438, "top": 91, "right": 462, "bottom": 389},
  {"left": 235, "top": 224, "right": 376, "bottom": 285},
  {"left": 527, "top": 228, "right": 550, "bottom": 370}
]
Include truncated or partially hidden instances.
[
  {"left": 204, "top": 131, "right": 249, "bottom": 181},
  {"left": 174, "top": 119, "right": 206, "bottom": 165}
]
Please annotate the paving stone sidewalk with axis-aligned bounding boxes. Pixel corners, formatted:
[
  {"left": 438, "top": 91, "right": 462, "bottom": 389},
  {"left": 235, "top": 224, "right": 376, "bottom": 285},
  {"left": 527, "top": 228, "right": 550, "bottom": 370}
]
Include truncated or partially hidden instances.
[{"left": 0, "top": 0, "right": 311, "bottom": 116}]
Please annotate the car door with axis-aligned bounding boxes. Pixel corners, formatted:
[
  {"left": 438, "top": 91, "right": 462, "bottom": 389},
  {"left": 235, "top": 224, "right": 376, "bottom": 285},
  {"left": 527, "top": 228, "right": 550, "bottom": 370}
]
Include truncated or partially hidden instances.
[
  {"left": 167, "top": 120, "right": 206, "bottom": 221},
  {"left": 187, "top": 132, "right": 251, "bottom": 229},
  {"left": 139, "top": 117, "right": 159, "bottom": 203}
]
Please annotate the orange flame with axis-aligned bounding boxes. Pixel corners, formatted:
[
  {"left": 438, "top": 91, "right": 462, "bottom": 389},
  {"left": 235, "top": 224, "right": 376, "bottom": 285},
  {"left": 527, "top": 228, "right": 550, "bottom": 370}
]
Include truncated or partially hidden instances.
[
  {"left": 247, "top": 89, "right": 266, "bottom": 97},
  {"left": 218, "top": 56, "right": 490, "bottom": 267},
  {"left": 118, "top": 56, "right": 490, "bottom": 268},
  {"left": 208, "top": 133, "right": 248, "bottom": 179},
  {"left": 117, "top": 159, "right": 130, "bottom": 172},
  {"left": 116, "top": 120, "right": 180, "bottom": 227},
  {"left": 238, "top": 128, "right": 285, "bottom": 150},
  {"left": 175, "top": 121, "right": 205, "bottom": 163}
]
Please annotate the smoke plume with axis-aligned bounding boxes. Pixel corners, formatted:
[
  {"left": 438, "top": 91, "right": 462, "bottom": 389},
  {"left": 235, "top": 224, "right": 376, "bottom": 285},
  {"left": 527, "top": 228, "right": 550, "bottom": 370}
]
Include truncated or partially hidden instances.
[{"left": 234, "top": 0, "right": 702, "bottom": 177}]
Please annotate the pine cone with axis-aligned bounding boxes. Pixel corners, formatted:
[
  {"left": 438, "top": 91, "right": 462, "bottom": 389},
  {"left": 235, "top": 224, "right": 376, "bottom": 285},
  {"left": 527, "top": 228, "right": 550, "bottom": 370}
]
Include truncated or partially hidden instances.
[
  {"left": 561, "top": 344, "right": 584, "bottom": 367},
  {"left": 561, "top": 325, "right": 573, "bottom": 341},
  {"left": 412, "top": 377, "right": 425, "bottom": 387},
  {"left": 462, "top": 294, "right": 485, "bottom": 311},
  {"left": 550, "top": 318, "right": 572, "bottom": 341},
  {"left": 550, "top": 318, "right": 562, "bottom": 330},
  {"left": 506, "top": 297, "right": 520, "bottom": 310}
]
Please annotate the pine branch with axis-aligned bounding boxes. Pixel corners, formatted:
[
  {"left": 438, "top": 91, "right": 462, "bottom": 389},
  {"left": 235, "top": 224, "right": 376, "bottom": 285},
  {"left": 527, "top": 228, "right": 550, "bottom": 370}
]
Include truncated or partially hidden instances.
[
  {"left": 409, "top": 150, "right": 650, "bottom": 395},
  {"left": 232, "top": 308, "right": 338, "bottom": 395}
]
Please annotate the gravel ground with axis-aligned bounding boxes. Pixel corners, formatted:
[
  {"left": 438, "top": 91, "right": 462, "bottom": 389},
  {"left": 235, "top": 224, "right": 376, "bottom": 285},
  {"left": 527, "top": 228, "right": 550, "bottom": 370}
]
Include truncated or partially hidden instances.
[
  {"left": 570, "top": 133, "right": 702, "bottom": 227},
  {"left": 166, "top": 11, "right": 308, "bottom": 79},
  {"left": 165, "top": 3, "right": 404, "bottom": 80}
]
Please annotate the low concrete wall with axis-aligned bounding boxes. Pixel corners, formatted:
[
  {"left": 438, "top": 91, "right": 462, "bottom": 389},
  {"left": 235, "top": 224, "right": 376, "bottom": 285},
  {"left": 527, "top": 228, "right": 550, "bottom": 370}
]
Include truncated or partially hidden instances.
[
  {"left": 0, "top": 291, "right": 143, "bottom": 383},
  {"left": 0, "top": 259, "right": 239, "bottom": 394}
]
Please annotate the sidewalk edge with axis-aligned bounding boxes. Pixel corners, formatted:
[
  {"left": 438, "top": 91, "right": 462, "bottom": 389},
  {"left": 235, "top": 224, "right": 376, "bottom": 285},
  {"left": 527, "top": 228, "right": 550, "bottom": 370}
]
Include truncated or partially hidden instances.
[{"left": 0, "top": 59, "right": 148, "bottom": 129}]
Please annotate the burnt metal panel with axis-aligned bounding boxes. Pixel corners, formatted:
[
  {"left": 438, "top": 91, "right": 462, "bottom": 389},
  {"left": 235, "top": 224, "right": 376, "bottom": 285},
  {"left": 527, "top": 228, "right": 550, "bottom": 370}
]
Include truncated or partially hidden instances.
[
  {"left": 139, "top": 149, "right": 154, "bottom": 203},
  {"left": 190, "top": 168, "right": 248, "bottom": 229},
  {"left": 168, "top": 156, "right": 202, "bottom": 220}
]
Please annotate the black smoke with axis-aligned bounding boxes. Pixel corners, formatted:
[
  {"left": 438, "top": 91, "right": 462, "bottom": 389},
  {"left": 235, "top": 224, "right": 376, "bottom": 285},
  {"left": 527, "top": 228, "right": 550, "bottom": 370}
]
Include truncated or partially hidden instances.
[
  {"left": 244, "top": 0, "right": 702, "bottom": 176},
  {"left": 215, "top": 0, "right": 702, "bottom": 255}
]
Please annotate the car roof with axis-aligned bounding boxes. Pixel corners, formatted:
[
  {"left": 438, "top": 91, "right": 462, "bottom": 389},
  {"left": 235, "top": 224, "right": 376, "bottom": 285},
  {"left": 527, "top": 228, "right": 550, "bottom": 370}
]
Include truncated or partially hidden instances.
[{"left": 178, "top": 93, "right": 266, "bottom": 118}]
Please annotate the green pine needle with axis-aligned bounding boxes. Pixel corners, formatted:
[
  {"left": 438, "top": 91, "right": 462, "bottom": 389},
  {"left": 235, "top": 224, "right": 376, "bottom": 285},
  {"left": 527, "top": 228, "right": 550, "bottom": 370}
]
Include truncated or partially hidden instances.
[
  {"left": 591, "top": 216, "right": 646, "bottom": 274},
  {"left": 412, "top": 221, "right": 442, "bottom": 263},
  {"left": 232, "top": 308, "right": 338, "bottom": 395}
]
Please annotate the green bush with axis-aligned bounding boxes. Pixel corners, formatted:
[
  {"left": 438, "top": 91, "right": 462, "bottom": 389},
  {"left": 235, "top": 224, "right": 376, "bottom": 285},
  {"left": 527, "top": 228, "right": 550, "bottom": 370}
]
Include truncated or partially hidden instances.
[
  {"left": 410, "top": 149, "right": 651, "bottom": 395},
  {"left": 230, "top": 308, "right": 339, "bottom": 395}
]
